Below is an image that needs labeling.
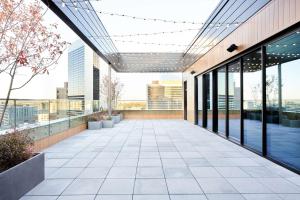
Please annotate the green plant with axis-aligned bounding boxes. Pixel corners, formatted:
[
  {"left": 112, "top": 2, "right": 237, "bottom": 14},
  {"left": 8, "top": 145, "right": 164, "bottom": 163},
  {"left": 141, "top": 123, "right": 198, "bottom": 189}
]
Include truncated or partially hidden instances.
[{"left": 0, "top": 132, "right": 34, "bottom": 172}]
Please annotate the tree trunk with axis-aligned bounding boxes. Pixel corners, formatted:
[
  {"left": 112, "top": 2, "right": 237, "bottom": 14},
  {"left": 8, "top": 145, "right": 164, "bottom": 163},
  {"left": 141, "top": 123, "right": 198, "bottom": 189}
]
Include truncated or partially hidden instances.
[{"left": 0, "top": 65, "right": 17, "bottom": 127}]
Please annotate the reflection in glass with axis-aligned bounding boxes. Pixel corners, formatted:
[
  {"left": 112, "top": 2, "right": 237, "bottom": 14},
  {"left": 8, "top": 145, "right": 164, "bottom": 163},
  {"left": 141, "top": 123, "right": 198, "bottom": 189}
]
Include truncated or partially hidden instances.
[
  {"left": 205, "top": 72, "right": 213, "bottom": 130},
  {"left": 243, "top": 50, "right": 262, "bottom": 152},
  {"left": 197, "top": 75, "right": 203, "bottom": 127},
  {"left": 266, "top": 30, "right": 300, "bottom": 170},
  {"left": 228, "top": 62, "right": 241, "bottom": 141},
  {"left": 217, "top": 67, "right": 226, "bottom": 135}
]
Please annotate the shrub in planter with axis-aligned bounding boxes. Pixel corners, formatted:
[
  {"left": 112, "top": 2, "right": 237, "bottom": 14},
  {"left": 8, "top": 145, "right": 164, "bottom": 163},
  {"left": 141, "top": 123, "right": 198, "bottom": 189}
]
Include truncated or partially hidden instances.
[
  {"left": 0, "top": 131, "right": 45, "bottom": 200},
  {"left": 88, "top": 114, "right": 103, "bottom": 130},
  {"left": 0, "top": 132, "right": 33, "bottom": 172},
  {"left": 102, "top": 115, "right": 114, "bottom": 128}
]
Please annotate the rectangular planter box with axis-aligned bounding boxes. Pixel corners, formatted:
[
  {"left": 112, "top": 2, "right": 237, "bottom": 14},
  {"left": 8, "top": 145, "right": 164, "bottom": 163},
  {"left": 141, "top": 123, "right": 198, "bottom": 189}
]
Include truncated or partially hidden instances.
[
  {"left": 112, "top": 115, "right": 121, "bottom": 124},
  {"left": 0, "top": 153, "right": 45, "bottom": 200},
  {"left": 88, "top": 121, "right": 102, "bottom": 130},
  {"left": 102, "top": 120, "right": 114, "bottom": 128}
]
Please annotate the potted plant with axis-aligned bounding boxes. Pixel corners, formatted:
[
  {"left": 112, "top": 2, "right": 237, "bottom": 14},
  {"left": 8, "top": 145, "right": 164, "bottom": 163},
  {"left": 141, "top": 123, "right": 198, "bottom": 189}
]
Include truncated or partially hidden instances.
[
  {"left": 87, "top": 113, "right": 103, "bottom": 130},
  {"left": 112, "top": 111, "right": 122, "bottom": 124},
  {"left": 0, "top": 131, "right": 44, "bottom": 200},
  {"left": 102, "top": 115, "right": 114, "bottom": 128}
]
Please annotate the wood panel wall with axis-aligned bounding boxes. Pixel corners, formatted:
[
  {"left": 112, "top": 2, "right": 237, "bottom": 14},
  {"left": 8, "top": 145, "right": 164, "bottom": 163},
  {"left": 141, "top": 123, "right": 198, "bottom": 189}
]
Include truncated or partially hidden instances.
[
  {"left": 183, "top": 0, "right": 300, "bottom": 123},
  {"left": 122, "top": 110, "right": 183, "bottom": 120},
  {"left": 33, "top": 124, "right": 86, "bottom": 152}
]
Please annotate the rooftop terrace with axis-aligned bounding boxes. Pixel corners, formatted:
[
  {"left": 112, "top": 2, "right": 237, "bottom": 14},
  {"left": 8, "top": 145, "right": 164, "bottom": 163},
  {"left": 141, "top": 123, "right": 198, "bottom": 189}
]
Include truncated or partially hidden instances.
[{"left": 21, "top": 120, "right": 300, "bottom": 200}]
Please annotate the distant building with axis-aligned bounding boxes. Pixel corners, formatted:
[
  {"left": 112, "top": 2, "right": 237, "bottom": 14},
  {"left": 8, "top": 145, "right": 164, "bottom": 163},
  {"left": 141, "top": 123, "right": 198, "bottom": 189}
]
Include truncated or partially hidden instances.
[
  {"left": 147, "top": 80, "right": 182, "bottom": 110},
  {"left": 56, "top": 82, "right": 68, "bottom": 99},
  {"left": 0, "top": 103, "right": 37, "bottom": 128},
  {"left": 68, "top": 40, "right": 100, "bottom": 113}
]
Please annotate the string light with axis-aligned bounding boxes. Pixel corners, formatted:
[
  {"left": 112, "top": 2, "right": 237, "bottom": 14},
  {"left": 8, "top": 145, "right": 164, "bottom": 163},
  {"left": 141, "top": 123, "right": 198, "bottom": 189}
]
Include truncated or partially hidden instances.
[
  {"left": 62, "top": 2, "right": 242, "bottom": 26},
  {"left": 89, "top": 28, "right": 199, "bottom": 38}
]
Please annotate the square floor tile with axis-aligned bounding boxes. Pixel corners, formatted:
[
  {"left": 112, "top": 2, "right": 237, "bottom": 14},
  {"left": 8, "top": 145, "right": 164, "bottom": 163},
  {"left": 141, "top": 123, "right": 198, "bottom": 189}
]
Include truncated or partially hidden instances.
[
  {"left": 57, "top": 195, "right": 96, "bottom": 200},
  {"left": 162, "top": 159, "right": 187, "bottom": 168},
  {"left": 242, "top": 194, "right": 282, "bottom": 200},
  {"left": 133, "top": 195, "right": 169, "bottom": 200},
  {"left": 164, "top": 168, "right": 193, "bottom": 178},
  {"left": 99, "top": 179, "right": 134, "bottom": 194},
  {"left": 196, "top": 178, "right": 237, "bottom": 194},
  {"left": 20, "top": 196, "right": 58, "bottom": 200},
  {"left": 134, "top": 179, "right": 168, "bottom": 194},
  {"left": 95, "top": 195, "right": 132, "bottom": 200},
  {"left": 257, "top": 178, "right": 300, "bottom": 193},
  {"left": 48, "top": 168, "right": 83, "bottom": 179},
  {"left": 206, "top": 194, "right": 245, "bottom": 200},
  {"left": 166, "top": 179, "right": 203, "bottom": 194},
  {"left": 63, "top": 179, "right": 104, "bottom": 195},
  {"left": 138, "top": 159, "right": 162, "bottom": 167},
  {"left": 26, "top": 179, "right": 73, "bottom": 195},
  {"left": 189, "top": 167, "right": 221, "bottom": 178},
  {"left": 226, "top": 178, "right": 272, "bottom": 193},
  {"left": 170, "top": 195, "right": 207, "bottom": 200},
  {"left": 107, "top": 167, "right": 136, "bottom": 178},
  {"left": 114, "top": 159, "right": 138, "bottom": 167},
  {"left": 136, "top": 167, "right": 164, "bottom": 178},
  {"left": 215, "top": 167, "right": 250, "bottom": 178},
  {"left": 79, "top": 168, "right": 110, "bottom": 179}
]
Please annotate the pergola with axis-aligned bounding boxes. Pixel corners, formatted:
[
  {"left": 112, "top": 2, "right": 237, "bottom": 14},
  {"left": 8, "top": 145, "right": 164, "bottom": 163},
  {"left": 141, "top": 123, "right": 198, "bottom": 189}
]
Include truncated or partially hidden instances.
[{"left": 43, "top": 0, "right": 270, "bottom": 114}]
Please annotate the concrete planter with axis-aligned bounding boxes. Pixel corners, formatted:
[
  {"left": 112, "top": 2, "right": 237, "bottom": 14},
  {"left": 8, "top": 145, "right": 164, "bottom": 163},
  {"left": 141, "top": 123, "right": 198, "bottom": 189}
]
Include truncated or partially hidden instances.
[
  {"left": 102, "top": 120, "right": 114, "bottom": 128},
  {"left": 290, "top": 120, "right": 300, "bottom": 128},
  {"left": 112, "top": 115, "right": 121, "bottom": 124},
  {"left": 88, "top": 121, "right": 102, "bottom": 130},
  {"left": 0, "top": 153, "right": 45, "bottom": 200}
]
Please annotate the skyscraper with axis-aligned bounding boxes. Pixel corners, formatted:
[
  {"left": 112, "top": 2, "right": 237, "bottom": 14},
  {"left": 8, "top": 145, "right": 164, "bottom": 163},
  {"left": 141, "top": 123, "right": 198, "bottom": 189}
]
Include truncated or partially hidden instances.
[
  {"left": 68, "top": 40, "right": 100, "bottom": 113},
  {"left": 56, "top": 82, "right": 68, "bottom": 99}
]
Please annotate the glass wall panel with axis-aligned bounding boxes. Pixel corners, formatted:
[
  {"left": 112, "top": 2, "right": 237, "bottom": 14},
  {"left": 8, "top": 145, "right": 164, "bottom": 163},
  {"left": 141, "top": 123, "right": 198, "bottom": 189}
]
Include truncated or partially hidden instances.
[
  {"left": 197, "top": 75, "right": 203, "bottom": 126},
  {"left": 205, "top": 72, "right": 213, "bottom": 130},
  {"left": 217, "top": 67, "right": 226, "bottom": 135},
  {"left": 266, "top": 30, "right": 300, "bottom": 170},
  {"left": 243, "top": 50, "right": 262, "bottom": 152},
  {"left": 228, "top": 62, "right": 241, "bottom": 141}
]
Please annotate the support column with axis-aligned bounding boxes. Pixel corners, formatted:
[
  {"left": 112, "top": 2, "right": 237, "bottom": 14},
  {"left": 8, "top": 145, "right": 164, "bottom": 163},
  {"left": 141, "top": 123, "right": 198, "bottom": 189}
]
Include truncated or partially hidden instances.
[
  {"left": 108, "top": 63, "right": 112, "bottom": 117},
  {"left": 278, "top": 63, "right": 282, "bottom": 124}
]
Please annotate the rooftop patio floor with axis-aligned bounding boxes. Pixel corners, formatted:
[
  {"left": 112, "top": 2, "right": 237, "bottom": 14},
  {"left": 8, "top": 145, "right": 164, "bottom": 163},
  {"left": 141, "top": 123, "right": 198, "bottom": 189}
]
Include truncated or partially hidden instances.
[{"left": 22, "top": 120, "right": 300, "bottom": 200}]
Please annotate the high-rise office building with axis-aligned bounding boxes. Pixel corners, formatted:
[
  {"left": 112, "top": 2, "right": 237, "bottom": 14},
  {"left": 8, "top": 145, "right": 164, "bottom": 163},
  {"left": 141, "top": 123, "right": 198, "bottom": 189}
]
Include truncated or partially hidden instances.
[
  {"left": 147, "top": 80, "right": 182, "bottom": 110},
  {"left": 68, "top": 40, "right": 100, "bottom": 113}
]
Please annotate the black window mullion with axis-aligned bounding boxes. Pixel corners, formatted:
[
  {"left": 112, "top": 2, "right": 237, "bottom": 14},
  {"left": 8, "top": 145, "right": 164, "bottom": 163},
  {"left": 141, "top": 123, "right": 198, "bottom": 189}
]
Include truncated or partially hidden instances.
[
  {"left": 194, "top": 76, "right": 199, "bottom": 125},
  {"left": 262, "top": 46, "right": 267, "bottom": 156},
  {"left": 240, "top": 58, "right": 244, "bottom": 145},
  {"left": 213, "top": 71, "right": 218, "bottom": 132},
  {"left": 225, "top": 65, "right": 229, "bottom": 138}
]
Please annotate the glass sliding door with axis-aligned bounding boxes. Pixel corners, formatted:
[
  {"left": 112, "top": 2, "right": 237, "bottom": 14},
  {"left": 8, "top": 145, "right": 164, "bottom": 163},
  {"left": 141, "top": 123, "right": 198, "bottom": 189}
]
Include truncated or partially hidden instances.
[
  {"left": 243, "top": 49, "right": 262, "bottom": 152},
  {"left": 217, "top": 67, "right": 226, "bottom": 135},
  {"left": 228, "top": 62, "right": 241, "bottom": 141},
  {"left": 204, "top": 72, "right": 213, "bottom": 130},
  {"left": 197, "top": 75, "right": 203, "bottom": 126},
  {"left": 266, "top": 30, "right": 300, "bottom": 170}
]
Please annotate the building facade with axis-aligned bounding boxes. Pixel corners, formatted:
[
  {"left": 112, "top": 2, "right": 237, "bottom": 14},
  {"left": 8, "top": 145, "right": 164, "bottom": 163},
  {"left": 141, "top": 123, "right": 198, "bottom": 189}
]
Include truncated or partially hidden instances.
[
  {"left": 183, "top": 0, "right": 300, "bottom": 173},
  {"left": 68, "top": 40, "right": 100, "bottom": 113},
  {"left": 56, "top": 82, "right": 68, "bottom": 99},
  {"left": 147, "top": 80, "right": 182, "bottom": 110}
]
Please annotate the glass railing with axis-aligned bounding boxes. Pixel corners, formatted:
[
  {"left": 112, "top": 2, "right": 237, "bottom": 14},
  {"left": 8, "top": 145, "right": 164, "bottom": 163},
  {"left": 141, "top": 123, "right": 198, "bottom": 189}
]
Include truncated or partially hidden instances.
[
  {"left": 0, "top": 99, "right": 101, "bottom": 140},
  {"left": 116, "top": 100, "right": 183, "bottom": 110}
]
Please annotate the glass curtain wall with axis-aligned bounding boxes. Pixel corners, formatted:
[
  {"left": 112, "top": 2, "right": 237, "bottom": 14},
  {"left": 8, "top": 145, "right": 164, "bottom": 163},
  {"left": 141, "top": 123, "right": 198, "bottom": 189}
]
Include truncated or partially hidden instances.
[
  {"left": 266, "top": 30, "right": 300, "bottom": 170},
  {"left": 217, "top": 67, "right": 226, "bottom": 135},
  {"left": 243, "top": 50, "right": 262, "bottom": 152},
  {"left": 228, "top": 62, "right": 241, "bottom": 141},
  {"left": 197, "top": 75, "right": 203, "bottom": 126}
]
